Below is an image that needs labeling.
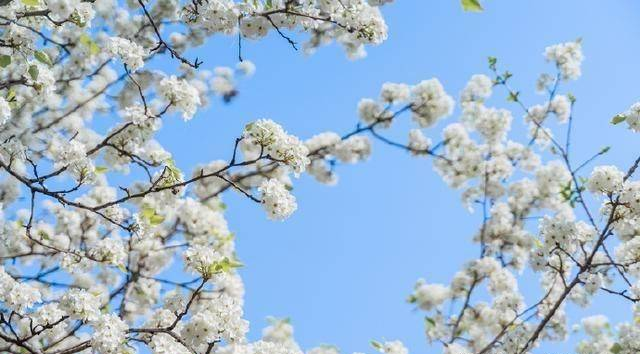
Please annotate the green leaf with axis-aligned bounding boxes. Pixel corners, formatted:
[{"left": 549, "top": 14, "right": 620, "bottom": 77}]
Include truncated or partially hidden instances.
[
  {"left": 34, "top": 50, "right": 52, "bottom": 66},
  {"left": 461, "top": 0, "right": 483, "bottom": 12},
  {"left": 610, "top": 343, "right": 622, "bottom": 354},
  {"left": 20, "top": 0, "right": 39, "bottom": 6},
  {"left": 69, "top": 10, "right": 87, "bottom": 27},
  {"left": 0, "top": 55, "right": 10, "bottom": 68},
  {"left": 611, "top": 114, "right": 627, "bottom": 125},
  {"left": 503, "top": 71, "right": 513, "bottom": 80},
  {"left": 28, "top": 64, "right": 38, "bottom": 81},
  {"left": 533, "top": 238, "right": 543, "bottom": 249},
  {"left": 370, "top": 340, "right": 383, "bottom": 350},
  {"left": 141, "top": 206, "right": 156, "bottom": 219},
  {"left": 79, "top": 34, "right": 100, "bottom": 55},
  {"left": 37, "top": 230, "right": 50, "bottom": 240},
  {"left": 149, "top": 214, "right": 165, "bottom": 226},
  {"left": 425, "top": 316, "right": 436, "bottom": 330},
  {"left": 140, "top": 205, "right": 165, "bottom": 225},
  {"left": 207, "top": 257, "right": 244, "bottom": 275},
  {"left": 507, "top": 91, "right": 520, "bottom": 102},
  {"left": 6, "top": 89, "right": 15, "bottom": 103},
  {"left": 488, "top": 56, "right": 497, "bottom": 70},
  {"left": 95, "top": 166, "right": 109, "bottom": 174}
]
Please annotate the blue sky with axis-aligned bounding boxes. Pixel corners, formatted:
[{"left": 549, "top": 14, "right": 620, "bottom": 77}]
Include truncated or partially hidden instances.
[{"left": 156, "top": 1, "right": 640, "bottom": 353}]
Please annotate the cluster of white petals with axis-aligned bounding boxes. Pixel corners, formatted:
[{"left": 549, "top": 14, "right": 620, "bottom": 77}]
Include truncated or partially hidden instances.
[
  {"left": 544, "top": 39, "right": 584, "bottom": 80},
  {"left": 243, "top": 119, "right": 310, "bottom": 175},
  {"left": 105, "top": 36, "right": 147, "bottom": 71},
  {"left": 258, "top": 178, "right": 298, "bottom": 221}
]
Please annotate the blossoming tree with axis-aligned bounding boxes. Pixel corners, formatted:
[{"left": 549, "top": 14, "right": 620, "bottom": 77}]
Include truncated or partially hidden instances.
[{"left": 1, "top": 1, "right": 639, "bottom": 354}]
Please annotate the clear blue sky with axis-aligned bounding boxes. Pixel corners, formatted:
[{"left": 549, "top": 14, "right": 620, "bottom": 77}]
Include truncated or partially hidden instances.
[{"left": 157, "top": 1, "right": 640, "bottom": 352}]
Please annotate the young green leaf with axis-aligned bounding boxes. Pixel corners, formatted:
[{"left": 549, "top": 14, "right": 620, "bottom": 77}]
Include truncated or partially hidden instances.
[
  {"left": 28, "top": 64, "right": 39, "bottom": 81},
  {"left": 0, "top": 55, "right": 10, "bottom": 68},
  {"left": 611, "top": 114, "right": 627, "bottom": 125},
  {"left": 149, "top": 214, "right": 165, "bottom": 226},
  {"left": 488, "top": 56, "right": 497, "bottom": 70},
  {"left": 6, "top": 89, "right": 15, "bottom": 102},
  {"left": 461, "top": 0, "right": 483, "bottom": 12},
  {"left": 610, "top": 343, "right": 622, "bottom": 354},
  {"left": 79, "top": 34, "right": 100, "bottom": 55},
  {"left": 34, "top": 50, "right": 52, "bottom": 66}
]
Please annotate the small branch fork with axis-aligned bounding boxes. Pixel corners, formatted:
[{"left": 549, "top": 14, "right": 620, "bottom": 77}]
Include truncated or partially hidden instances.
[{"left": 136, "top": 0, "right": 202, "bottom": 69}]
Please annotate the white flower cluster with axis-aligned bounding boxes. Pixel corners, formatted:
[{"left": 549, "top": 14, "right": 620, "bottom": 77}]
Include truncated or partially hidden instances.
[
  {"left": 333, "top": 136, "right": 372, "bottom": 164},
  {"left": 303, "top": 132, "right": 372, "bottom": 172},
  {"left": 258, "top": 178, "right": 297, "bottom": 221},
  {"left": 262, "top": 317, "right": 300, "bottom": 351},
  {"left": 91, "top": 314, "right": 129, "bottom": 354},
  {"left": 461, "top": 103, "right": 512, "bottom": 145},
  {"left": 47, "top": 0, "right": 94, "bottom": 22},
  {"left": 184, "top": 245, "right": 225, "bottom": 277},
  {"left": 243, "top": 119, "right": 310, "bottom": 175},
  {"left": 550, "top": 95, "right": 572, "bottom": 122},
  {"left": 617, "top": 101, "right": 640, "bottom": 132},
  {"left": 0, "top": 97, "right": 10, "bottom": 126},
  {"left": 407, "top": 129, "right": 431, "bottom": 154},
  {"left": 576, "top": 315, "right": 613, "bottom": 354},
  {"left": 88, "top": 237, "right": 127, "bottom": 267},
  {"left": 59, "top": 288, "right": 102, "bottom": 321},
  {"left": 0, "top": 267, "right": 41, "bottom": 312},
  {"left": 460, "top": 74, "right": 493, "bottom": 103},
  {"left": 187, "top": 0, "right": 390, "bottom": 59},
  {"left": 150, "top": 333, "right": 191, "bottom": 354},
  {"left": 105, "top": 36, "right": 147, "bottom": 72},
  {"left": 380, "top": 82, "right": 410, "bottom": 104},
  {"left": 49, "top": 138, "right": 95, "bottom": 183},
  {"left": 408, "top": 279, "right": 450, "bottom": 311},
  {"left": 544, "top": 39, "right": 584, "bottom": 80},
  {"left": 372, "top": 340, "right": 409, "bottom": 354},
  {"left": 410, "top": 79, "right": 455, "bottom": 128},
  {"left": 587, "top": 165, "right": 624, "bottom": 194},
  {"left": 158, "top": 76, "right": 202, "bottom": 121}
]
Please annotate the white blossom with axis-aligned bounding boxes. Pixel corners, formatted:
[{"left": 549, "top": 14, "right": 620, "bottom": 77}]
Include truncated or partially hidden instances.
[
  {"left": 333, "top": 136, "right": 372, "bottom": 163},
  {"left": 460, "top": 74, "right": 492, "bottom": 103},
  {"left": 380, "top": 82, "right": 410, "bottom": 104},
  {"left": 258, "top": 178, "right": 297, "bottom": 221},
  {"left": 105, "top": 37, "right": 147, "bottom": 71},
  {"left": 410, "top": 79, "right": 454, "bottom": 127},
  {"left": 60, "top": 289, "right": 101, "bottom": 322},
  {"left": 158, "top": 76, "right": 202, "bottom": 120},
  {"left": 243, "top": 119, "right": 310, "bottom": 175},
  {"left": 150, "top": 333, "right": 191, "bottom": 354},
  {"left": 409, "top": 279, "right": 450, "bottom": 311},
  {"left": 587, "top": 165, "right": 624, "bottom": 194},
  {"left": 91, "top": 314, "right": 129, "bottom": 354},
  {"left": 407, "top": 129, "right": 431, "bottom": 154},
  {"left": 545, "top": 39, "right": 584, "bottom": 80},
  {"left": 0, "top": 97, "right": 10, "bottom": 126}
]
